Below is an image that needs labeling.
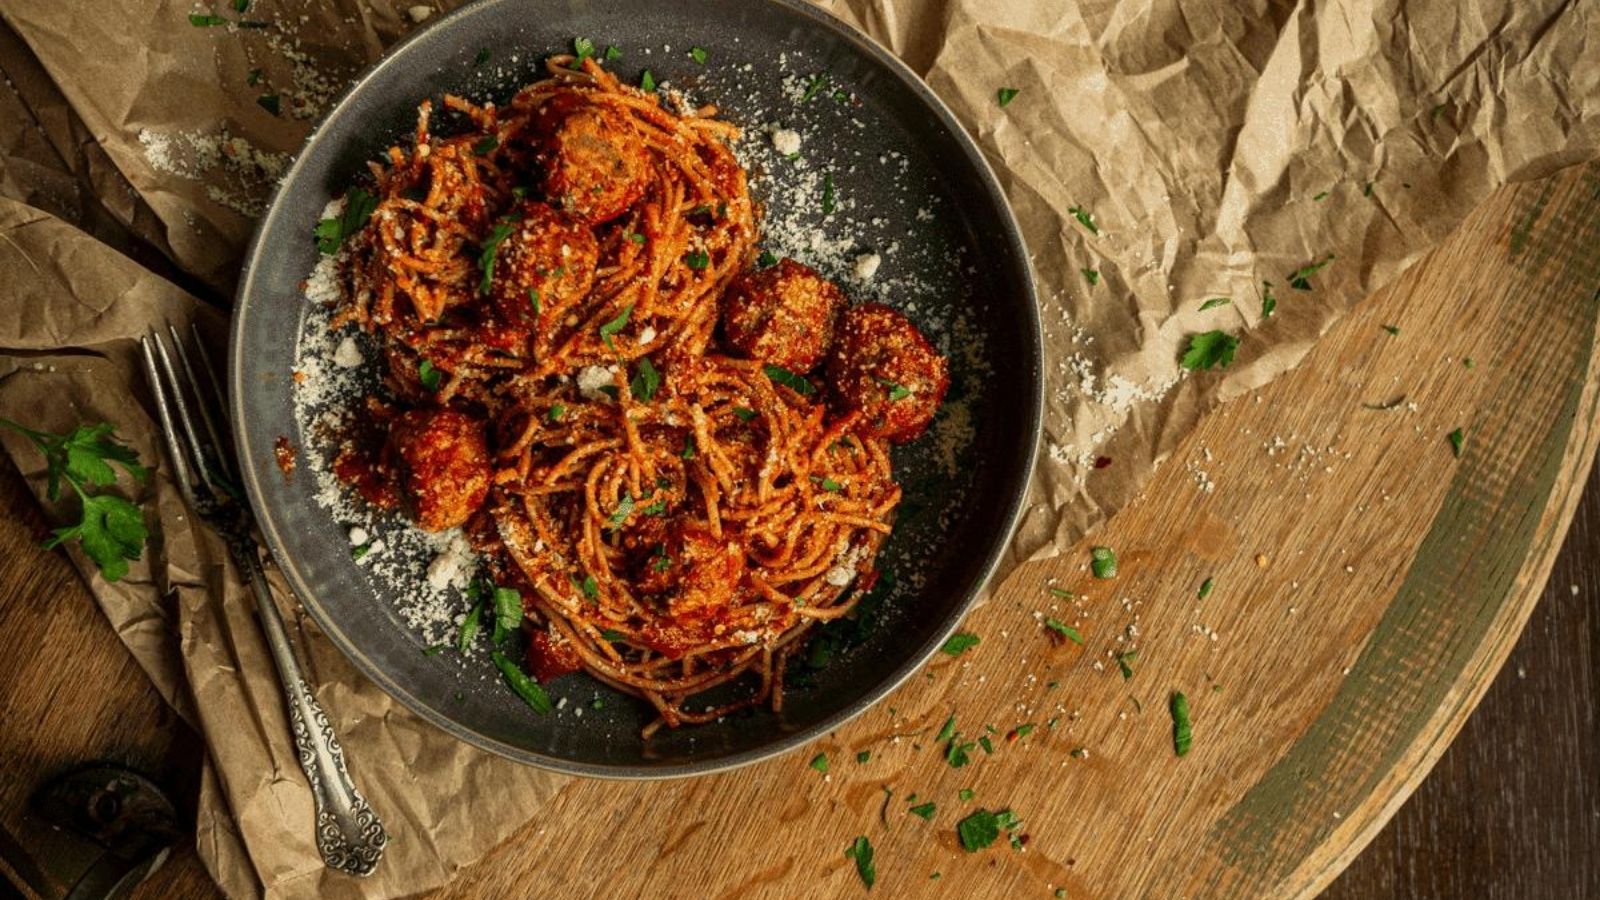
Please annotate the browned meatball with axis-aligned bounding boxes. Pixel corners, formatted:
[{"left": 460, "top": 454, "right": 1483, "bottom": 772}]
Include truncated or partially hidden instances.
[
  {"left": 721, "top": 258, "right": 846, "bottom": 372},
  {"left": 825, "top": 303, "right": 949, "bottom": 443},
  {"left": 634, "top": 522, "right": 745, "bottom": 614},
  {"left": 535, "top": 106, "right": 650, "bottom": 224},
  {"left": 488, "top": 201, "right": 598, "bottom": 331},
  {"left": 387, "top": 408, "right": 492, "bottom": 531}
]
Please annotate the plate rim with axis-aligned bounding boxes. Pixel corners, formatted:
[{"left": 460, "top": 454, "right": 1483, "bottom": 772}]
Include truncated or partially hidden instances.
[{"left": 228, "top": 0, "right": 1044, "bottom": 779}]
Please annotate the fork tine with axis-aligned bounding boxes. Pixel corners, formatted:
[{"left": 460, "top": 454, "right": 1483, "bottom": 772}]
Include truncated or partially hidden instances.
[
  {"left": 190, "top": 323, "right": 231, "bottom": 421},
  {"left": 140, "top": 334, "right": 199, "bottom": 506},
  {"left": 168, "top": 323, "right": 237, "bottom": 482},
  {"left": 148, "top": 328, "right": 212, "bottom": 492}
]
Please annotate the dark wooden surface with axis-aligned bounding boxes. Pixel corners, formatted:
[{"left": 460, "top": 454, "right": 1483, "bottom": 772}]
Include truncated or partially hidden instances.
[{"left": 1324, "top": 457, "right": 1600, "bottom": 898}]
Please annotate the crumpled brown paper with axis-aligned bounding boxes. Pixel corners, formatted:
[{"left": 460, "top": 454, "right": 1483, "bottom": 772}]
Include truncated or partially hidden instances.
[{"left": 0, "top": 0, "right": 1596, "bottom": 897}]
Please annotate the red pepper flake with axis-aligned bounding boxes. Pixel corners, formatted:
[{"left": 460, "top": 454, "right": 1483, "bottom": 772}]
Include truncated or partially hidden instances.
[
  {"left": 1005, "top": 729, "right": 1020, "bottom": 743},
  {"left": 273, "top": 436, "right": 297, "bottom": 479},
  {"left": 1093, "top": 456, "right": 1113, "bottom": 469}
]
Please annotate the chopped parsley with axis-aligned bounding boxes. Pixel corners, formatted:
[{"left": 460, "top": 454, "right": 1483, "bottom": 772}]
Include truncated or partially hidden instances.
[
  {"left": 1014, "top": 723, "right": 1036, "bottom": 739},
  {"left": 246, "top": 67, "right": 263, "bottom": 85},
  {"left": 630, "top": 357, "right": 660, "bottom": 401},
  {"left": 491, "top": 650, "right": 552, "bottom": 714},
  {"left": 681, "top": 434, "right": 697, "bottom": 459},
  {"left": 600, "top": 628, "right": 626, "bottom": 642},
  {"left": 684, "top": 249, "right": 710, "bottom": 270},
  {"left": 477, "top": 220, "right": 516, "bottom": 293},
  {"left": 1198, "top": 577, "right": 1214, "bottom": 599},
  {"left": 1313, "top": 190, "right": 1330, "bottom": 201},
  {"left": 188, "top": 13, "right": 229, "bottom": 26},
  {"left": 640, "top": 69, "right": 657, "bottom": 91},
  {"left": 802, "top": 71, "right": 831, "bottom": 102},
  {"left": 843, "top": 836, "right": 875, "bottom": 890},
  {"left": 856, "top": 750, "right": 871, "bottom": 764},
  {"left": 1199, "top": 297, "right": 1231, "bottom": 311},
  {"left": 813, "top": 476, "right": 844, "bottom": 492},
  {"left": 1068, "top": 204, "right": 1099, "bottom": 235},
  {"left": 945, "top": 735, "right": 976, "bottom": 768},
  {"left": 936, "top": 714, "right": 957, "bottom": 743},
  {"left": 732, "top": 407, "right": 758, "bottom": 422},
  {"left": 527, "top": 287, "right": 541, "bottom": 314},
  {"left": 874, "top": 378, "right": 912, "bottom": 401},
  {"left": 605, "top": 44, "right": 623, "bottom": 61},
  {"left": 599, "top": 304, "right": 633, "bottom": 350},
  {"left": 958, "top": 788, "right": 974, "bottom": 801},
  {"left": 351, "top": 543, "right": 371, "bottom": 561},
  {"left": 606, "top": 492, "right": 636, "bottom": 530},
  {"left": 689, "top": 46, "right": 708, "bottom": 64},
  {"left": 1045, "top": 618, "right": 1084, "bottom": 645},
  {"left": 548, "top": 403, "right": 566, "bottom": 421},
  {"left": 491, "top": 586, "right": 522, "bottom": 643},
  {"left": 764, "top": 364, "right": 815, "bottom": 395},
  {"left": 423, "top": 643, "right": 447, "bottom": 656},
  {"left": 314, "top": 187, "right": 378, "bottom": 254},
  {"left": 457, "top": 605, "right": 482, "bottom": 652},
  {"left": 1090, "top": 545, "right": 1118, "bottom": 578},
  {"left": 1382, "top": 324, "right": 1400, "bottom": 336},
  {"left": 1261, "top": 280, "right": 1278, "bottom": 318},
  {"left": 626, "top": 231, "right": 647, "bottom": 244},
  {"left": 473, "top": 48, "right": 490, "bottom": 66},
  {"left": 638, "top": 498, "right": 668, "bottom": 517},
  {"left": 1170, "top": 691, "right": 1192, "bottom": 756},
  {"left": 978, "top": 735, "right": 994, "bottom": 754},
  {"left": 757, "top": 249, "right": 779, "bottom": 268},
  {"left": 909, "top": 801, "right": 936, "bottom": 820},
  {"left": 418, "top": 359, "right": 442, "bottom": 392},
  {"left": 822, "top": 173, "right": 836, "bottom": 215},
  {"left": 997, "top": 87, "right": 1020, "bottom": 107},
  {"left": 573, "top": 36, "right": 596, "bottom": 65},
  {"left": 940, "top": 632, "right": 980, "bottom": 656},
  {"left": 1180, "top": 330, "right": 1239, "bottom": 370},
  {"left": 1287, "top": 254, "right": 1335, "bottom": 290},
  {"left": 1081, "top": 267, "right": 1100, "bottom": 286},
  {"left": 1448, "top": 427, "right": 1465, "bottom": 458},
  {"left": 256, "top": 93, "right": 281, "bottom": 116},
  {"left": 576, "top": 574, "right": 599, "bottom": 600},
  {"left": 473, "top": 134, "right": 499, "bottom": 155},
  {"left": 957, "top": 808, "right": 1010, "bottom": 852},
  {"left": 1115, "top": 650, "right": 1137, "bottom": 680},
  {"left": 809, "top": 752, "right": 829, "bottom": 773}
]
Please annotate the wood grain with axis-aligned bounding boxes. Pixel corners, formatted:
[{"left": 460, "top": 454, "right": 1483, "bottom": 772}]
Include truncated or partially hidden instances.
[{"left": 1, "top": 162, "right": 1597, "bottom": 899}]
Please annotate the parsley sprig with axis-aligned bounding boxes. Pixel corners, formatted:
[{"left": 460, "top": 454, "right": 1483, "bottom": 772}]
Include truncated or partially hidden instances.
[{"left": 0, "top": 419, "right": 149, "bottom": 581}]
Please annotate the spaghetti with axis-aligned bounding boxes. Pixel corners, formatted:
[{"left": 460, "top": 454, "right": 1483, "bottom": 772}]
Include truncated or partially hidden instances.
[{"left": 325, "top": 54, "right": 947, "bottom": 733}]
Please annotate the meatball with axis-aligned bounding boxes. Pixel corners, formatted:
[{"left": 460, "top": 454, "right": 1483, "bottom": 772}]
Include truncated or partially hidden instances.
[
  {"left": 825, "top": 303, "right": 949, "bottom": 443},
  {"left": 634, "top": 522, "right": 745, "bottom": 616},
  {"left": 488, "top": 201, "right": 598, "bottom": 331},
  {"left": 721, "top": 258, "right": 846, "bottom": 372},
  {"left": 536, "top": 106, "right": 650, "bottom": 224},
  {"left": 386, "top": 408, "right": 492, "bottom": 531}
]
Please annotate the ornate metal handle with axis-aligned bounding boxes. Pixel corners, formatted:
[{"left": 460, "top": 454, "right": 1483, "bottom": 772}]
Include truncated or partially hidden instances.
[{"left": 237, "top": 543, "right": 388, "bottom": 876}]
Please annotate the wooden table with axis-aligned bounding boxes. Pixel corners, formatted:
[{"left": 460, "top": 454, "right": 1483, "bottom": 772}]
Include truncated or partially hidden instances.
[{"left": 3, "top": 163, "right": 1598, "bottom": 898}]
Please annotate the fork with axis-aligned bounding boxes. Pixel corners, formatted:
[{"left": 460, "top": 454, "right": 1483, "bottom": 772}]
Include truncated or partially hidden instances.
[{"left": 140, "top": 324, "right": 387, "bottom": 877}]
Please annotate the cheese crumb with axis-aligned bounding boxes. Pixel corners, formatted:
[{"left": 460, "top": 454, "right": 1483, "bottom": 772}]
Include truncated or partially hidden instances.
[
  {"left": 407, "top": 5, "right": 433, "bottom": 22},
  {"left": 425, "top": 530, "right": 476, "bottom": 590},
  {"left": 576, "top": 365, "right": 616, "bottom": 400},
  {"left": 771, "top": 128, "right": 802, "bottom": 155},
  {"left": 853, "top": 253, "right": 882, "bottom": 281},
  {"left": 348, "top": 526, "right": 369, "bottom": 546},
  {"left": 333, "top": 337, "right": 363, "bottom": 368}
]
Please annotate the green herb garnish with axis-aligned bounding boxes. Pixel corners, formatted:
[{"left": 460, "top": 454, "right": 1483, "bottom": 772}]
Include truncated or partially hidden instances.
[
  {"left": 957, "top": 809, "right": 1005, "bottom": 852},
  {"left": 843, "top": 836, "right": 875, "bottom": 890},
  {"left": 0, "top": 419, "right": 149, "bottom": 582},
  {"left": 418, "top": 359, "right": 442, "bottom": 392},
  {"left": 473, "top": 134, "right": 499, "bottom": 155},
  {"left": 477, "top": 219, "right": 516, "bottom": 293},
  {"left": 600, "top": 628, "right": 626, "bottom": 641},
  {"left": 1260, "top": 280, "right": 1277, "bottom": 318},
  {"left": 958, "top": 788, "right": 974, "bottom": 801},
  {"left": 1199, "top": 297, "right": 1231, "bottom": 311},
  {"left": 936, "top": 714, "right": 956, "bottom": 743},
  {"left": 1198, "top": 577, "right": 1214, "bottom": 599},
  {"left": 1287, "top": 254, "right": 1334, "bottom": 290},
  {"left": 997, "top": 87, "right": 1020, "bottom": 107},
  {"left": 1115, "top": 651, "right": 1137, "bottom": 680},
  {"left": 684, "top": 249, "right": 710, "bottom": 270},
  {"left": 909, "top": 801, "right": 936, "bottom": 820},
  {"left": 256, "top": 93, "right": 281, "bottom": 116},
  {"left": 1180, "top": 331, "right": 1239, "bottom": 370},
  {"left": 809, "top": 752, "right": 829, "bottom": 773},
  {"left": 188, "top": 13, "right": 228, "bottom": 26},
  {"left": 640, "top": 69, "right": 657, "bottom": 91},
  {"left": 940, "top": 632, "right": 980, "bottom": 656},
  {"left": 573, "top": 36, "right": 596, "bottom": 65},
  {"left": 599, "top": 304, "right": 633, "bottom": 350},
  {"left": 764, "top": 364, "right": 815, "bottom": 395},
  {"left": 1170, "top": 691, "right": 1192, "bottom": 756},
  {"left": 473, "top": 48, "right": 490, "bottom": 66},
  {"left": 1089, "top": 545, "right": 1117, "bottom": 578},
  {"left": 1382, "top": 324, "right": 1400, "bottom": 336},
  {"left": 757, "top": 249, "right": 779, "bottom": 268},
  {"left": 681, "top": 434, "right": 697, "bottom": 459},
  {"left": 1448, "top": 427, "right": 1465, "bottom": 458},
  {"left": 605, "top": 45, "right": 623, "bottom": 61},
  {"left": 689, "top": 46, "right": 708, "bottom": 64},
  {"left": 1081, "top": 267, "right": 1100, "bottom": 286},
  {"left": 626, "top": 231, "right": 647, "bottom": 244},
  {"left": 491, "top": 650, "right": 552, "bottom": 714},
  {"left": 856, "top": 750, "right": 871, "bottom": 764},
  {"left": 606, "top": 492, "right": 636, "bottom": 530},
  {"left": 630, "top": 357, "right": 660, "bottom": 401},
  {"left": 1045, "top": 618, "right": 1084, "bottom": 645},
  {"left": 314, "top": 187, "right": 378, "bottom": 254},
  {"left": 732, "top": 407, "right": 758, "bottom": 422},
  {"left": 457, "top": 605, "right": 482, "bottom": 652},
  {"left": 1068, "top": 204, "right": 1098, "bottom": 235},
  {"left": 822, "top": 173, "right": 836, "bottom": 215}
]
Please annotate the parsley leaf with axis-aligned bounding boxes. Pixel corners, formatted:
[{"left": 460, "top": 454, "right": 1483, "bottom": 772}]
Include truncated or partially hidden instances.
[
  {"left": 1287, "top": 254, "right": 1335, "bottom": 290},
  {"left": 936, "top": 714, "right": 957, "bottom": 743},
  {"left": 1068, "top": 204, "right": 1099, "bottom": 235},
  {"left": 945, "top": 736, "right": 975, "bottom": 768},
  {"left": 1090, "top": 545, "right": 1117, "bottom": 578},
  {"left": 958, "top": 788, "right": 974, "bottom": 801},
  {"left": 1180, "top": 331, "right": 1239, "bottom": 370},
  {"left": 600, "top": 628, "right": 626, "bottom": 642},
  {"left": 477, "top": 219, "right": 516, "bottom": 293},
  {"left": 630, "top": 357, "right": 660, "bottom": 401},
  {"left": 757, "top": 249, "right": 779, "bottom": 268},
  {"left": 188, "top": 13, "right": 228, "bottom": 26},
  {"left": 640, "top": 69, "right": 657, "bottom": 91},
  {"left": 1448, "top": 427, "right": 1465, "bottom": 458},
  {"left": 573, "top": 36, "right": 596, "bottom": 65},
  {"left": 418, "top": 359, "right": 442, "bottom": 392},
  {"left": 548, "top": 403, "right": 566, "bottom": 422},
  {"left": 626, "top": 231, "right": 647, "bottom": 244},
  {"left": 732, "top": 407, "right": 758, "bottom": 422},
  {"left": 764, "top": 364, "right": 815, "bottom": 395},
  {"left": 1260, "top": 280, "right": 1277, "bottom": 318},
  {"left": 1198, "top": 577, "right": 1214, "bottom": 599},
  {"left": 809, "top": 752, "right": 829, "bottom": 773},
  {"left": 1045, "top": 618, "right": 1084, "bottom": 645},
  {"left": 681, "top": 434, "right": 697, "bottom": 459},
  {"left": 957, "top": 809, "right": 1005, "bottom": 852},
  {"left": 1170, "top": 691, "right": 1192, "bottom": 756},
  {"left": 606, "top": 492, "right": 636, "bottom": 530},
  {"left": 874, "top": 378, "right": 912, "bottom": 401},
  {"left": 940, "top": 632, "right": 980, "bottom": 656},
  {"left": 473, "top": 134, "right": 499, "bottom": 155},
  {"left": 576, "top": 574, "right": 599, "bottom": 601},
  {"left": 314, "top": 187, "right": 378, "bottom": 255},
  {"left": 684, "top": 249, "right": 710, "bottom": 270},
  {"left": 256, "top": 93, "right": 281, "bottom": 116},
  {"left": 457, "top": 604, "right": 482, "bottom": 652},
  {"left": 909, "top": 801, "right": 936, "bottom": 820},
  {"left": 822, "top": 173, "right": 836, "bottom": 215},
  {"left": 605, "top": 44, "right": 623, "bottom": 61},
  {"left": 1081, "top": 267, "right": 1100, "bottom": 286},
  {"left": 491, "top": 650, "right": 552, "bottom": 714},
  {"left": 473, "top": 48, "right": 490, "bottom": 66},
  {"left": 802, "top": 71, "right": 831, "bottom": 102},
  {"left": 689, "top": 46, "right": 708, "bottom": 64},
  {"left": 491, "top": 586, "right": 522, "bottom": 644},
  {"left": 844, "top": 836, "right": 875, "bottom": 890},
  {"left": 1382, "top": 324, "right": 1400, "bottom": 336},
  {"left": 1115, "top": 650, "right": 1137, "bottom": 680},
  {"left": 599, "top": 304, "right": 633, "bottom": 350},
  {"left": 997, "top": 87, "right": 1020, "bottom": 107},
  {"left": 1199, "top": 297, "right": 1231, "bottom": 311}
]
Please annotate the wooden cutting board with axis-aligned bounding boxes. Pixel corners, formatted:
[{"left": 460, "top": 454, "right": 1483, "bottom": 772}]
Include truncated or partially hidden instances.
[{"left": 3, "top": 161, "right": 1597, "bottom": 899}]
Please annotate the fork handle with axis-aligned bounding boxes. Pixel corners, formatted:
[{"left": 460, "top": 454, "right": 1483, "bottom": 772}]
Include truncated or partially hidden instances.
[{"left": 235, "top": 544, "right": 388, "bottom": 876}]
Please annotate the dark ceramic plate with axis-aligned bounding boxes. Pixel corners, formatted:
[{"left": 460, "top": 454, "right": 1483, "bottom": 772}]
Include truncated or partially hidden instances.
[{"left": 230, "top": 0, "right": 1040, "bottom": 777}]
